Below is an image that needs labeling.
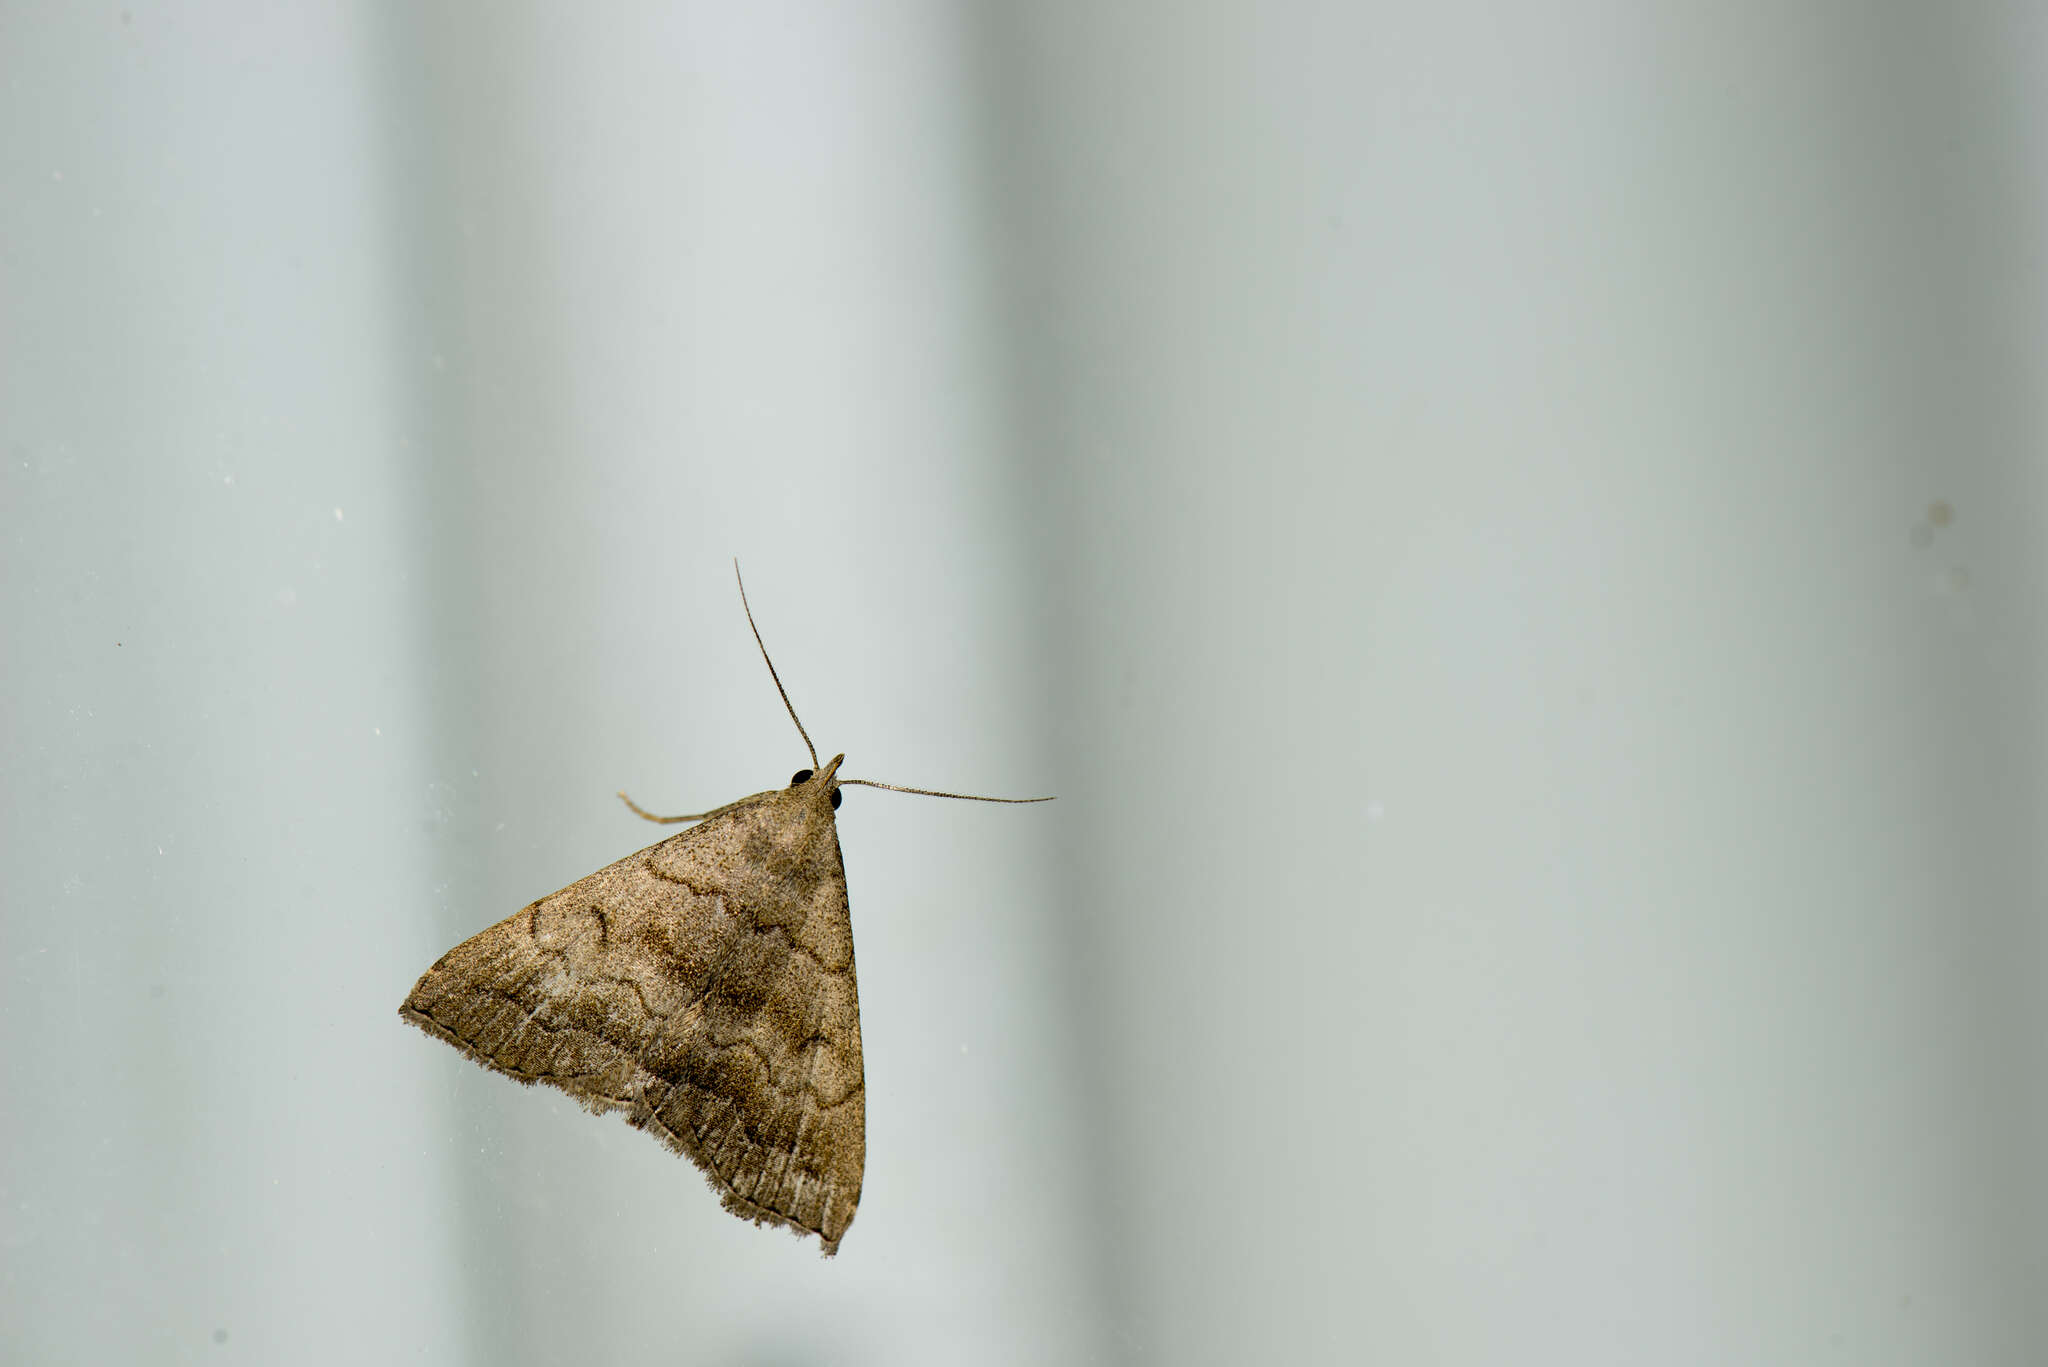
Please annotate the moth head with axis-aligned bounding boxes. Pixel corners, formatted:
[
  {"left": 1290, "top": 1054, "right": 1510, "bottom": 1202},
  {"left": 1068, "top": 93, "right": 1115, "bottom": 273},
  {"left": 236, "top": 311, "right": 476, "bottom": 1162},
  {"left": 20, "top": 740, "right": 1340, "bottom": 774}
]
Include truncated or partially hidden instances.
[{"left": 788, "top": 753, "right": 845, "bottom": 811}]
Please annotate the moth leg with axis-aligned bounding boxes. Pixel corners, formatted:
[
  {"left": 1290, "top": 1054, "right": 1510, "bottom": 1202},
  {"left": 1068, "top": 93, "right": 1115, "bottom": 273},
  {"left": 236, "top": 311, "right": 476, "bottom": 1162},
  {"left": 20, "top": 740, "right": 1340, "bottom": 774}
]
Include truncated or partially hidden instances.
[{"left": 617, "top": 791, "right": 714, "bottom": 825}]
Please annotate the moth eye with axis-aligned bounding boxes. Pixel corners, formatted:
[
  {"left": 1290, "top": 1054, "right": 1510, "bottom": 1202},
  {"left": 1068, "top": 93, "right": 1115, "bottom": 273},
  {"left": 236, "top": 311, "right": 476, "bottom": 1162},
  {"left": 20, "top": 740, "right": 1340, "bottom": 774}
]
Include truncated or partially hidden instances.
[
  {"left": 830, "top": 788, "right": 842, "bottom": 810},
  {"left": 790, "top": 769, "right": 814, "bottom": 787}
]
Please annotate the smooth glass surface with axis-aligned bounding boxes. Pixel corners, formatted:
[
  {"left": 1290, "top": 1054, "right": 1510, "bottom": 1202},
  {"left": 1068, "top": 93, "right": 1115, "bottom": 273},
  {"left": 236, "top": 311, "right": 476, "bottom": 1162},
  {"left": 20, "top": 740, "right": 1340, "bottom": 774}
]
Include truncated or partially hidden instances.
[{"left": 7, "top": 4, "right": 2044, "bottom": 1362}]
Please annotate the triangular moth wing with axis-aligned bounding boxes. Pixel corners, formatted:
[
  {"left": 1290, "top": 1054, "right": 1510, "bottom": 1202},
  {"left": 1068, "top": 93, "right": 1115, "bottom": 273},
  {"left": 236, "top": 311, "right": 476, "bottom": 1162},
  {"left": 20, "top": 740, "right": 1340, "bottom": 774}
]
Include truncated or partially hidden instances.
[{"left": 400, "top": 791, "right": 866, "bottom": 1253}]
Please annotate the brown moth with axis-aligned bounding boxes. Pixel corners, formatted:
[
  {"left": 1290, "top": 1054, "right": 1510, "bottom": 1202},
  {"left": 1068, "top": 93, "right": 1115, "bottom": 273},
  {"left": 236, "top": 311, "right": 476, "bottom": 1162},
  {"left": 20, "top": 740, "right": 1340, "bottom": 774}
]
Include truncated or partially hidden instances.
[{"left": 398, "top": 566, "right": 1047, "bottom": 1255}]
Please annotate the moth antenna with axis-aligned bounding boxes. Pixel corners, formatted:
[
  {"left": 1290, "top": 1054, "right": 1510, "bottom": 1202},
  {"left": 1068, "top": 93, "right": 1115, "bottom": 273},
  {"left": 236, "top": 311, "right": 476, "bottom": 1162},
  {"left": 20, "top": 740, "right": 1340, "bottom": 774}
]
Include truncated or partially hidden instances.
[
  {"left": 734, "top": 559, "right": 820, "bottom": 769},
  {"left": 838, "top": 779, "right": 1054, "bottom": 804},
  {"left": 617, "top": 791, "right": 716, "bottom": 825}
]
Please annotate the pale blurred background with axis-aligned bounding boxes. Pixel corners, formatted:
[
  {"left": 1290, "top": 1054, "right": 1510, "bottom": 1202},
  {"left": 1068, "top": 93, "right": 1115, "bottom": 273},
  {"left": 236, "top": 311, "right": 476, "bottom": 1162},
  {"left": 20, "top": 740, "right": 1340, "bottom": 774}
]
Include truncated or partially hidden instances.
[{"left": 6, "top": 3, "right": 2046, "bottom": 1364}]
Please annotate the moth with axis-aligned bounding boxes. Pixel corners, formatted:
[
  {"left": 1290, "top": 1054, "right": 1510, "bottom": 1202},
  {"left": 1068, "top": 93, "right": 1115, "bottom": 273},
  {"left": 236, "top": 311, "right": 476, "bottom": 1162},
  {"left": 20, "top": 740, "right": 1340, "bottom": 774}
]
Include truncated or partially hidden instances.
[{"left": 399, "top": 566, "right": 1046, "bottom": 1255}]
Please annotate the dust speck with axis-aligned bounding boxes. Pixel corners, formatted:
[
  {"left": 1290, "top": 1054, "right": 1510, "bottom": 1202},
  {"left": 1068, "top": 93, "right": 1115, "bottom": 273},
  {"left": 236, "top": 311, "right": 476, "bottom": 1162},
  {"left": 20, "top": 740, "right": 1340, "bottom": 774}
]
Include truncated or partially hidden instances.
[{"left": 1927, "top": 500, "right": 1954, "bottom": 527}]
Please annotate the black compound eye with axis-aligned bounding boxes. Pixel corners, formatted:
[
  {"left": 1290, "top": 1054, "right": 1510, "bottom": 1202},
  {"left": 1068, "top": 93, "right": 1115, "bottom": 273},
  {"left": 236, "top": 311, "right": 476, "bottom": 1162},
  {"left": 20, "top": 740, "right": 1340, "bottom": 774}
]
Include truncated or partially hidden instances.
[
  {"left": 830, "top": 788, "right": 842, "bottom": 810},
  {"left": 790, "top": 769, "right": 814, "bottom": 787}
]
